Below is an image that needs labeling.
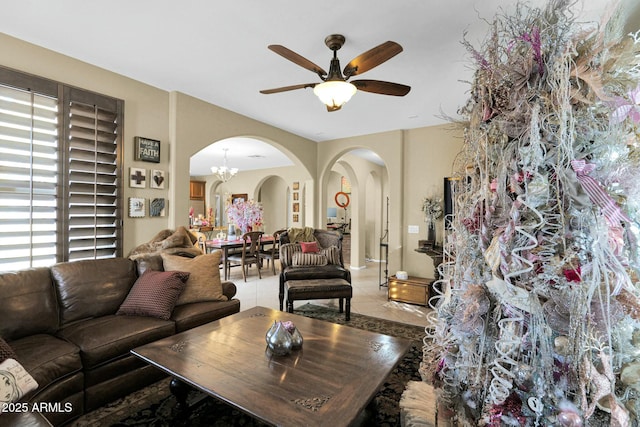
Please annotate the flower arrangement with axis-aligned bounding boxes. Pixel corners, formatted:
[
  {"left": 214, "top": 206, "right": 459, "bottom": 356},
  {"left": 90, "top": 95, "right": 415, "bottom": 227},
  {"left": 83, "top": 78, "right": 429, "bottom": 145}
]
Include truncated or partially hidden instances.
[
  {"left": 226, "top": 199, "right": 263, "bottom": 232},
  {"left": 421, "top": 196, "right": 443, "bottom": 223}
]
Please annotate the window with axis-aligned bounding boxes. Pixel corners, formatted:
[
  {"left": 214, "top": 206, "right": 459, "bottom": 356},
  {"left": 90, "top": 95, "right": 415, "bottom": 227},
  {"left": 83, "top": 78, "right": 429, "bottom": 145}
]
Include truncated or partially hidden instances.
[{"left": 0, "top": 67, "right": 123, "bottom": 272}]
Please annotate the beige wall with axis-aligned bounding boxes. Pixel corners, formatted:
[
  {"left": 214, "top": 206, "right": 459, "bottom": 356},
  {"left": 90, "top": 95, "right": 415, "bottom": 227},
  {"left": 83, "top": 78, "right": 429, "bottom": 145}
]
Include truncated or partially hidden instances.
[
  {"left": 317, "top": 126, "right": 463, "bottom": 277},
  {"left": 2, "top": 32, "right": 464, "bottom": 276}
]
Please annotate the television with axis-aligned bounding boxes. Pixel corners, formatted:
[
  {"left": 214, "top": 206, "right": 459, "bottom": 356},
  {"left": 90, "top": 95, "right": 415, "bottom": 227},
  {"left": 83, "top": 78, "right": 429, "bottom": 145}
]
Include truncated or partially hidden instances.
[{"left": 327, "top": 207, "right": 338, "bottom": 222}]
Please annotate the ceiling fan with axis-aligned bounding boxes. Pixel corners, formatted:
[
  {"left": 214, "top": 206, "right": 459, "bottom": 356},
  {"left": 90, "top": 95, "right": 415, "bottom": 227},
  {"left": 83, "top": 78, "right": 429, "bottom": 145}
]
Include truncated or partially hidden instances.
[{"left": 260, "top": 34, "right": 411, "bottom": 112}]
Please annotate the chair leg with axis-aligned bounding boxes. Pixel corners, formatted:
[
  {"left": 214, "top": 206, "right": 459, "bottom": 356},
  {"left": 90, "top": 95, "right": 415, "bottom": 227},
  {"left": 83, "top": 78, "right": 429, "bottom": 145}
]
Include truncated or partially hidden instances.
[
  {"left": 286, "top": 299, "right": 293, "bottom": 313},
  {"left": 241, "top": 261, "right": 247, "bottom": 282},
  {"left": 339, "top": 298, "right": 344, "bottom": 313},
  {"left": 345, "top": 298, "right": 351, "bottom": 321}
]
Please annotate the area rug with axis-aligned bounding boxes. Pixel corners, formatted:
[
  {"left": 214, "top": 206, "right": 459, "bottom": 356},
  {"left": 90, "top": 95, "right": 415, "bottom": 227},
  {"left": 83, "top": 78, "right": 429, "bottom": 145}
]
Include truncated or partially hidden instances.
[{"left": 71, "top": 304, "right": 427, "bottom": 426}]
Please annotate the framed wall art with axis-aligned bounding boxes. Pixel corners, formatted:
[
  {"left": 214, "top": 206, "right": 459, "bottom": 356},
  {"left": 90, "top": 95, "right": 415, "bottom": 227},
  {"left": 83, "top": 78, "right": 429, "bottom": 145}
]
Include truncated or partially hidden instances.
[
  {"left": 293, "top": 214, "right": 299, "bottom": 222},
  {"left": 150, "top": 169, "right": 166, "bottom": 189},
  {"left": 231, "top": 193, "right": 248, "bottom": 204},
  {"left": 341, "top": 176, "right": 351, "bottom": 194},
  {"left": 293, "top": 202, "right": 299, "bottom": 213},
  {"left": 134, "top": 136, "right": 161, "bottom": 163},
  {"left": 129, "top": 167, "right": 146, "bottom": 188},
  {"left": 292, "top": 181, "right": 299, "bottom": 191},
  {"left": 150, "top": 198, "right": 166, "bottom": 217},
  {"left": 293, "top": 192, "right": 299, "bottom": 201},
  {"left": 129, "top": 197, "right": 146, "bottom": 217}
]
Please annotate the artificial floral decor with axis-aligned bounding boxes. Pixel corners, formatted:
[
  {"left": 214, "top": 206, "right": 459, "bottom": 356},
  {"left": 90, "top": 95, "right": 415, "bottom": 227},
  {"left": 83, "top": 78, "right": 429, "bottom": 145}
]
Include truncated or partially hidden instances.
[
  {"left": 423, "top": 1, "right": 640, "bottom": 426},
  {"left": 226, "top": 199, "right": 263, "bottom": 233},
  {"left": 422, "top": 196, "right": 444, "bottom": 224}
]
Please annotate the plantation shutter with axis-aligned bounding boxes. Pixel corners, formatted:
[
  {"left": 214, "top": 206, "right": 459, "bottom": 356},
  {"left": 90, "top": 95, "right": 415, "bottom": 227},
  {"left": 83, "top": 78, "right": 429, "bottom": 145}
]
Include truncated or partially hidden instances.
[
  {"left": 0, "top": 83, "right": 59, "bottom": 271},
  {"left": 64, "top": 91, "right": 123, "bottom": 261},
  {"left": 0, "top": 67, "right": 123, "bottom": 272}
]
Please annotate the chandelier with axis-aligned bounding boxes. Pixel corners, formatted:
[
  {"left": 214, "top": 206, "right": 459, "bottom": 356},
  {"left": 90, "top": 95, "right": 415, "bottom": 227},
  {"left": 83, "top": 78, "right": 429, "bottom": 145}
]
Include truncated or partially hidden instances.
[{"left": 210, "top": 148, "right": 238, "bottom": 182}]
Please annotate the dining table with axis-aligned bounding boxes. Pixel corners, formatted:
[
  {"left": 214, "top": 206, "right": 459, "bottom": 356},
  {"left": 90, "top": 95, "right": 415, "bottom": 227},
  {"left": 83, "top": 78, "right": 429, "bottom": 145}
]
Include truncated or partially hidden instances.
[{"left": 206, "top": 235, "right": 275, "bottom": 280}]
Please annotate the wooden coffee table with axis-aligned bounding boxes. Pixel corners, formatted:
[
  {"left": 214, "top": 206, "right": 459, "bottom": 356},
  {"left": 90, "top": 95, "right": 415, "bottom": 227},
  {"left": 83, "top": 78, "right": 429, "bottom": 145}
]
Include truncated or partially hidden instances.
[{"left": 131, "top": 306, "right": 412, "bottom": 427}]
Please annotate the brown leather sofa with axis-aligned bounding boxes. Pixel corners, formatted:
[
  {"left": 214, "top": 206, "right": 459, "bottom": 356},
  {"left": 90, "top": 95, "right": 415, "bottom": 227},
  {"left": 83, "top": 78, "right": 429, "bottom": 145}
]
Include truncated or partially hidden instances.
[
  {"left": 0, "top": 257, "right": 240, "bottom": 426},
  {"left": 278, "top": 229, "right": 351, "bottom": 310}
]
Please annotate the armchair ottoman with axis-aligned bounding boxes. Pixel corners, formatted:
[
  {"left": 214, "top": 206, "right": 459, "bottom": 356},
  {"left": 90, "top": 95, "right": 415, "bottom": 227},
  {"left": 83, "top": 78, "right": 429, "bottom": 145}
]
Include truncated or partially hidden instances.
[{"left": 285, "top": 278, "right": 352, "bottom": 320}]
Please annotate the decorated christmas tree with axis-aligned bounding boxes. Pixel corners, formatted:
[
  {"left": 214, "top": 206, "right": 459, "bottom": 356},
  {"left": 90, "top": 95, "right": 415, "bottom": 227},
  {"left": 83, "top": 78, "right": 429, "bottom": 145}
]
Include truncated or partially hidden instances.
[{"left": 423, "top": 1, "right": 640, "bottom": 425}]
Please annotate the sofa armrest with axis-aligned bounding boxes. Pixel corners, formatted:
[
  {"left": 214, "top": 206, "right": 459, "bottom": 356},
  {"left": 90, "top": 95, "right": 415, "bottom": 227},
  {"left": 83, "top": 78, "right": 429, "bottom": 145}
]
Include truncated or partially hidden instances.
[{"left": 222, "top": 280, "right": 237, "bottom": 300}]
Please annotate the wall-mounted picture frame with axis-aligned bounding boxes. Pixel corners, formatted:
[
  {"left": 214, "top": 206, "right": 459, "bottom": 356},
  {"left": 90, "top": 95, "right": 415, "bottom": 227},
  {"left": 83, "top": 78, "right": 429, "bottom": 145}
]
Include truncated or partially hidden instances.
[
  {"left": 293, "top": 202, "right": 299, "bottom": 213},
  {"left": 129, "top": 167, "right": 146, "bottom": 188},
  {"left": 293, "top": 192, "right": 299, "bottom": 201},
  {"left": 129, "top": 197, "right": 146, "bottom": 217},
  {"left": 134, "top": 136, "right": 161, "bottom": 163},
  {"left": 150, "top": 169, "right": 166, "bottom": 189},
  {"left": 292, "top": 181, "right": 300, "bottom": 191},
  {"left": 341, "top": 176, "right": 351, "bottom": 194},
  {"left": 293, "top": 214, "right": 299, "bottom": 222},
  {"left": 150, "top": 198, "right": 166, "bottom": 217},
  {"left": 231, "top": 193, "right": 248, "bottom": 204}
]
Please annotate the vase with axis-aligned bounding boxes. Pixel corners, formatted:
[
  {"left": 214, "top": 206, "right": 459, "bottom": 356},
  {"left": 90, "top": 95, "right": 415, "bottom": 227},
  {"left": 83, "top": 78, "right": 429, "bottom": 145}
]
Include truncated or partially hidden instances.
[
  {"left": 227, "top": 223, "right": 236, "bottom": 240},
  {"left": 427, "top": 221, "right": 436, "bottom": 243},
  {"left": 265, "top": 321, "right": 292, "bottom": 356}
]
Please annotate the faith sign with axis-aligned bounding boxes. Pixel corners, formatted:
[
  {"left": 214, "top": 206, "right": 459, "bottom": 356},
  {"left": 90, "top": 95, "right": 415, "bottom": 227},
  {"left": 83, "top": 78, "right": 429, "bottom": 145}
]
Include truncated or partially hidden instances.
[{"left": 134, "top": 137, "right": 161, "bottom": 163}]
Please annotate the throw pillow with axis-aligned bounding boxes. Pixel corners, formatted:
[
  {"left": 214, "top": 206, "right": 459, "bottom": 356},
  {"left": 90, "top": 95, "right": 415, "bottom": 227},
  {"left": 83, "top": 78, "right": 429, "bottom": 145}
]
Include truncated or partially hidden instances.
[
  {"left": 117, "top": 270, "right": 190, "bottom": 320},
  {"left": 321, "top": 245, "right": 342, "bottom": 265},
  {"left": 292, "top": 252, "right": 328, "bottom": 267},
  {"left": 300, "top": 241, "right": 319, "bottom": 253},
  {"left": 0, "top": 358, "right": 38, "bottom": 410},
  {"left": 162, "top": 252, "right": 227, "bottom": 305},
  {"left": 0, "top": 338, "right": 17, "bottom": 363}
]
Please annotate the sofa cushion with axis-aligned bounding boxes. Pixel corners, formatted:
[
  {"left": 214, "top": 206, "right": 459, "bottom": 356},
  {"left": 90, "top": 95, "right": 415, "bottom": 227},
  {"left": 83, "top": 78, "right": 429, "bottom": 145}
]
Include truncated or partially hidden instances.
[
  {"left": 282, "top": 264, "right": 351, "bottom": 282},
  {"left": 171, "top": 299, "right": 241, "bottom": 332},
  {"left": 51, "top": 258, "right": 137, "bottom": 326},
  {"left": 0, "top": 358, "right": 38, "bottom": 407},
  {"left": 0, "top": 267, "right": 59, "bottom": 340},
  {"left": 162, "top": 252, "right": 227, "bottom": 305},
  {"left": 57, "top": 315, "right": 174, "bottom": 370},
  {"left": 9, "top": 334, "right": 82, "bottom": 397},
  {"left": 117, "top": 270, "right": 190, "bottom": 320},
  {"left": 0, "top": 337, "right": 17, "bottom": 362},
  {"left": 292, "top": 252, "right": 327, "bottom": 267}
]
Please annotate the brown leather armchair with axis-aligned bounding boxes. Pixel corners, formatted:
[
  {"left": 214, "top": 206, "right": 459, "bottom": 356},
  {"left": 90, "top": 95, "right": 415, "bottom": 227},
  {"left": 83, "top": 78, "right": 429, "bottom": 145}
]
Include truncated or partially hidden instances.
[{"left": 278, "top": 229, "right": 351, "bottom": 310}]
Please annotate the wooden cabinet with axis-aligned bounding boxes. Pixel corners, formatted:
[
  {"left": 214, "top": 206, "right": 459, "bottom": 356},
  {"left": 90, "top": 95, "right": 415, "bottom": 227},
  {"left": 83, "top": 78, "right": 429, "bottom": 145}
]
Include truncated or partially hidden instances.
[
  {"left": 190, "top": 180, "right": 206, "bottom": 200},
  {"left": 387, "top": 275, "right": 433, "bottom": 306}
]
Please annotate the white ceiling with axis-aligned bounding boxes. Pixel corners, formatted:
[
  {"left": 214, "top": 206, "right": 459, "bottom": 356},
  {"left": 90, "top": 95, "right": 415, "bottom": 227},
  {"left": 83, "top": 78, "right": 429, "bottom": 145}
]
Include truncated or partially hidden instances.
[{"left": 2, "top": 0, "right": 639, "bottom": 174}]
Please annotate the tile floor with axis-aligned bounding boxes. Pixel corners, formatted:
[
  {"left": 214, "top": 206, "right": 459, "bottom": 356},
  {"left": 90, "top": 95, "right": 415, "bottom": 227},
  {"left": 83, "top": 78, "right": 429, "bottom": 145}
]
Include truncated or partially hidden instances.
[{"left": 227, "top": 258, "right": 432, "bottom": 328}]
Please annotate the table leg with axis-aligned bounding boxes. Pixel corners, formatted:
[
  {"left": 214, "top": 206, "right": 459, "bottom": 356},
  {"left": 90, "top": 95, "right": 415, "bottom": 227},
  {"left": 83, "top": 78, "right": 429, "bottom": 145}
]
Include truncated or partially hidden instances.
[
  {"left": 223, "top": 247, "right": 229, "bottom": 281},
  {"left": 169, "top": 377, "right": 191, "bottom": 423}
]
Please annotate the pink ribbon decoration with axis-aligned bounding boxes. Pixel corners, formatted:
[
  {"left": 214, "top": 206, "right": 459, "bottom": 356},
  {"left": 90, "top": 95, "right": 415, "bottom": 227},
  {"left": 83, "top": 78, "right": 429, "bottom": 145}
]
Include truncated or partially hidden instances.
[{"left": 571, "top": 159, "right": 631, "bottom": 226}]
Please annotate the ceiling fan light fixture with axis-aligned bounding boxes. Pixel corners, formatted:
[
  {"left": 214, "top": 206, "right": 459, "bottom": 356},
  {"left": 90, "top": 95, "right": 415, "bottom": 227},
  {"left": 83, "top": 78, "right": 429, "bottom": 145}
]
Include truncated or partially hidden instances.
[{"left": 313, "top": 80, "right": 357, "bottom": 110}]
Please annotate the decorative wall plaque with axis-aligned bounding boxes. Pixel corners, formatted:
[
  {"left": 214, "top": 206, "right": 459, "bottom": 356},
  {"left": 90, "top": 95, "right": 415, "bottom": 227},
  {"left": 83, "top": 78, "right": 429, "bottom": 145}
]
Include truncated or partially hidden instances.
[{"left": 134, "top": 137, "right": 161, "bottom": 163}]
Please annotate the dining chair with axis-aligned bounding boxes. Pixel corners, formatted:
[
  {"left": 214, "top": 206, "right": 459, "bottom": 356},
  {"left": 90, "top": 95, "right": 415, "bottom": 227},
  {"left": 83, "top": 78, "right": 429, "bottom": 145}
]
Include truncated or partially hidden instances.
[
  {"left": 260, "top": 229, "right": 286, "bottom": 275},
  {"left": 226, "top": 231, "right": 264, "bottom": 281}
]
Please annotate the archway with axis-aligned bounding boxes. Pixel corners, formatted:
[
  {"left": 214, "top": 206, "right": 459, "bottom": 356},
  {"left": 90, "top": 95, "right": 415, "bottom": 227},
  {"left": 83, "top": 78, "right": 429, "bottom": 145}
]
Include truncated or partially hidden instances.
[
  {"left": 188, "top": 136, "right": 314, "bottom": 233},
  {"left": 321, "top": 149, "right": 388, "bottom": 270}
]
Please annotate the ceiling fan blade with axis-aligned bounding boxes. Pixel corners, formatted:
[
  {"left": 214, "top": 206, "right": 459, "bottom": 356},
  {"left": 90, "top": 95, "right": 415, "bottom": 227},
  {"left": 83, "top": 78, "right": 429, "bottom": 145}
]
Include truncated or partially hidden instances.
[
  {"left": 352, "top": 80, "right": 411, "bottom": 96},
  {"left": 343, "top": 41, "right": 403, "bottom": 78},
  {"left": 260, "top": 83, "right": 317, "bottom": 94},
  {"left": 268, "top": 45, "right": 327, "bottom": 77}
]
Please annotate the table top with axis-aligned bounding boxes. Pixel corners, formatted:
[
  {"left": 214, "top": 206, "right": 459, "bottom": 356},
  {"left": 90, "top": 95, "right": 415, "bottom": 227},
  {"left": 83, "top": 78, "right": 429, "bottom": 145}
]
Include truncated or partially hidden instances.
[
  {"left": 131, "top": 306, "right": 412, "bottom": 427},
  {"left": 206, "top": 235, "right": 275, "bottom": 249}
]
